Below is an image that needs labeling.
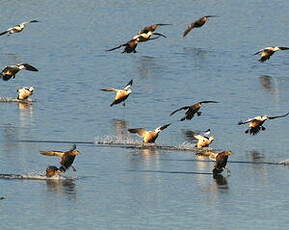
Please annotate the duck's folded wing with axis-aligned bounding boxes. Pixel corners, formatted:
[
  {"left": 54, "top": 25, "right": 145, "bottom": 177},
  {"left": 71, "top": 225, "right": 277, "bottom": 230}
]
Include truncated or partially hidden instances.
[{"left": 40, "top": 151, "right": 64, "bottom": 158}]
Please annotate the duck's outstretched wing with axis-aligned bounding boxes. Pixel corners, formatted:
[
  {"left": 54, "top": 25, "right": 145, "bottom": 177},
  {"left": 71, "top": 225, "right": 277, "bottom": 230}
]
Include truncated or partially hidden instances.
[
  {"left": 21, "top": 64, "right": 39, "bottom": 71},
  {"left": 268, "top": 112, "right": 289, "bottom": 120},
  {"left": 123, "top": 80, "right": 133, "bottom": 90},
  {"left": 40, "top": 151, "right": 64, "bottom": 158},
  {"left": 106, "top": 44, "right": 123, "bottom": 52},
  {"left": 0, "top": 31, "right": 8, "bottom": 36},
  {"left": 238, "top": 118, "right": 254, "bottom": 125},
  {"left": 100, "top": 88, "right": 117, "bottom": 92},
  {"left": 169, "top": 106, "right": 190, "bottom": 116},
  {"left": 128, "top": 128, "right": 147, "bottom": 137}
]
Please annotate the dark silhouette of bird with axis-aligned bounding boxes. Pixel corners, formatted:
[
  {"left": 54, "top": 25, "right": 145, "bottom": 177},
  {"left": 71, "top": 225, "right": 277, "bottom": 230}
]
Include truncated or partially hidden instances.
[
  {"left": 100, "top": 80, "right": 133, "bottom": 106},
  {"left": 183, "top": 16, "right": 217, "bottom": 37},
  {"left": 0, "top": 64, "right": 38, "bottom": 81},
  {"left": 254, "top": 46, "right": 289, "bottom": 62},
  {"left": 170, "top": 101, "right": 218, "bottom": 121},
  {"left": 40, "top": 145, "right": 80, "bottom": 172},
  {"left": 238, "top": 112, "right": 289, "bottom": 135},
  {"left": 212, "top": 151, "right": 232, "bottom": 176},
  {"left": 128, "top": 123, "right": 171, "bottom": 143},
  {"left": 0, "top": 20, "right": 39, "bottom": 36}
]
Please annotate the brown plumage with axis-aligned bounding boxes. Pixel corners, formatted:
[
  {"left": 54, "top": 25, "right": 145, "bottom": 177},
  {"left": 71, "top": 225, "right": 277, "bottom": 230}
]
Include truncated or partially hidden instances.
[
  {"left": 254, "top": 46, "right": 289, "bottom": 62},
  {"left": 170, "top": 101, "right": 218, "bottom": 121},
  {"left": 133, "top": 24, "right": 171, "bottom": 42},
  {"left": 238, "top": 112, "right": 289, "bottom": 135},
  {"left": 45, "top": 166, "right": 62, "bottom": 177},
  {"left": 40, "top": 145, "right": 80, "bottom": 172},
  {"left": 183, "top": 16, "right": 217, "bottom": 37},
  {"left": 128, "top": 123, "right": 171, "bottom": 143},
  {"left": 185, "top": 129, "right": 215, "bottom": 148},
  {"left": 0, "top": 20, "right": 39, "bottom": 36},
  {"left": 100, "top": 80, "right": 133, "bottom": 106},
  {"left": 0, "top": 63, "right": 38, "bottom": 81},
  {"left": 17, "top": 86, "right": 34, "bottom": 100},
  {"left": 106, "top": 38, "right": 140, "bottom": 53},
  {"left": 212, "top": 151, "right": 232, "bottom": 175}
]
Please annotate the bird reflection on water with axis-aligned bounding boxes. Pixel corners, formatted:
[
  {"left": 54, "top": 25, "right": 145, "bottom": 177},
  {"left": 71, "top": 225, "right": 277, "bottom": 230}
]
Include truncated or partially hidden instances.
[
  {"left": 259, "top": 75, "right": 277, "bottom": 94},
  {"left": 46, "top": 178, "right": 76, "bottom": 197}
]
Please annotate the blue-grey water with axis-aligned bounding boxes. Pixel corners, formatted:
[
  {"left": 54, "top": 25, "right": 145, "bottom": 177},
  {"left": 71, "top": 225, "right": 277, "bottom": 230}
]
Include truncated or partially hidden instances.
[{"left": 1, "top": 0, "right": 289, "bottom": 229}]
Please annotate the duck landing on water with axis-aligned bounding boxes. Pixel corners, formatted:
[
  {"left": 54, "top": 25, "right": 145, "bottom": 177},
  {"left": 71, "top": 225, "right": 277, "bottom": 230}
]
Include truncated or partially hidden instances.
[
  {"left": 183, "top": 16, "right": 217, "bottom": 37},
  {"left": 0, "top": 20, "right": 39, "bottom": 36},
  {"left": 17, "top": 86, "right": 34, "bottom": 100},
  {"left": 128, "top": 123, "right": 171, "bottom": 143},
  {"left": 238, "top": 112, "right": 289, "bottom": 135},
  {"left": 185, "top": 129, "right": 215, "bottom": 148},
  {"left": 100, "top": 80, "right": 133, "bottom": 106},
  {"left": 170, "top": 101, "right": 218, "bottom": 121},
  {"left": 45, "top": 166, "right": 63, "bottom": 177},
  {"left": 0, "top": 64, "right": 38, "bottom": 81},
  {"left": 254, "top": 46, "right": 289, "bottom": 62},
  {"left": 212, "top": 151, "right": 232, "bottom": 176},
  {"left": 40, "top": 144, "right": 80, "bottom": 172}
]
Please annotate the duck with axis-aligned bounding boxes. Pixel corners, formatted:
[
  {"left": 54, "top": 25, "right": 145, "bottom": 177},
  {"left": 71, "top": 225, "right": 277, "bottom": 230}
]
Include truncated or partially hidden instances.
[
  {"left": 170, "top": 101, "right": 218, "bottom": 121},
  {"left": 0, "top": 20, "right": 39, "bottom": 36},
  {"left": 254, "top": 46, "right": 289, "bottom": 62},
  {"left": 212, "top": 151, "right": 232, "bottom": 175},
  {"left": 40, "top": 144, "right": 80, "bottom": 172},
  {"left": 186, "top": 129, "right": 215, "bottom": 148},
  {"left": 106, "top": 37, "right": 140, "bottom": 53},
  {"left": 100, "top": 80, "right": 133, "bottom": 106},
  {"left": 17, "top": 86, "right": 34, "bottom": 100},
  {"left": 238, "top": 112, "right": 289, "bottom": 135},
  {"left": 128, "top": 123, "right": 171, "bottom": 143},
  {"left": 45, "top": 166, "right": 62, "bottom": 177},
  {"left": 0, "top": 63, "right": 38, "bottom": 81},
  {"left": 132, "top": 23, "right": 171, "bottom": 42},
  {"left": 183, "top": 16, "right": 217, "bottom": 37}
]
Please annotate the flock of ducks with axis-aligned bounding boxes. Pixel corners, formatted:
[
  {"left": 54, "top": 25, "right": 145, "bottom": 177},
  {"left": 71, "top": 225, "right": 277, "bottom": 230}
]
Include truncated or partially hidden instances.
[
  {"left": 0, "top": 20, "right": 81, "bottom": 178},
  {"left": 1, "top": 14, "right": 289, "bottom": 179},
  {"left": 102, "top": 17, "right": 289, "bottom": 176}
]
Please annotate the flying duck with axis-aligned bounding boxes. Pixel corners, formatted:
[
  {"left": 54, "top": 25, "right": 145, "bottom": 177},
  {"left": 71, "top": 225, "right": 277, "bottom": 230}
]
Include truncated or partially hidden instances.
[
  {"left": 128, "top": 123, "right": 171, "bottom": 143},
  {"left": 100, "top": 80, "right": 133, "bottom": 106},
  {"left": 0, "top": 64, "right": 38, "bottom": 81},
  {"left": 45, "top": 166, "right": 62, "bottom": 177},
  {"left": 183, "top": 16, "right": 217, "bottom": 37},
  {"left": 106, "top": 37, "right": 140, "bottom": 53},
  {"left": 170, "top": 101, "right": 218, "bottom": 121},
  {"left": 17, "top": 86, "right": 34, "bottom": 100},
  {"left": 212, "top": 151, "right": 232, "bottom": 175},
  {"left": 132, "top": 23, "right": 171, "bottom": 42},
  {"left": 254, "top": 46, "right": 289, "bottom": 62},
  {"left": 40, "top": 145, "right": 80, "bottom": 172},
  {"left": 0, "top": 20, "right": 39, "bottom": 36},
  {"left": 238, "top": 112, "right": 289, "bottom": 135},
  {"left": 186, "top": 129, "right": 215, "bottom": 148}
]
